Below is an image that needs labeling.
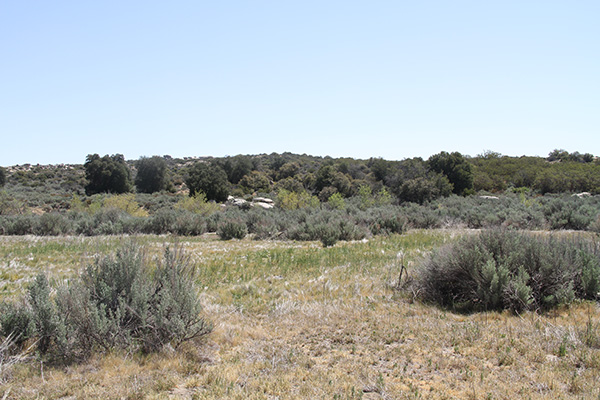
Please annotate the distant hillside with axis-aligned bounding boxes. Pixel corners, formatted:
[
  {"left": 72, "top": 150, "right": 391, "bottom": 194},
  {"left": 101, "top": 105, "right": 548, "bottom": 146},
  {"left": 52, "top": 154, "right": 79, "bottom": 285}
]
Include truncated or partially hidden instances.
[{"left": 2, "top": 150, "right": 599, "bottom": 214}]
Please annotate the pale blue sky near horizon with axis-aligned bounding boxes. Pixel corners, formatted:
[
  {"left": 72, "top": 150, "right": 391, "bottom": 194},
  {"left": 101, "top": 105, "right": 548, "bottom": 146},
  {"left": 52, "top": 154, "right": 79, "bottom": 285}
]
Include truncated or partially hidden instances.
[{"left": 1, "top": 1, "right": 598, "bottom": 166}]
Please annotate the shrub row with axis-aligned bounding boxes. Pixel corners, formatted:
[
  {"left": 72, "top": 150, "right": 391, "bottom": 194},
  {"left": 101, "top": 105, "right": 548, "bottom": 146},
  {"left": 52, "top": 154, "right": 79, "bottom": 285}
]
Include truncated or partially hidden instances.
[
  {"left": 1, "top": 194, "right": 598, "bottom": 244},
  {"left": 415, "top": 230, "right": 600, "bottom": 313}
]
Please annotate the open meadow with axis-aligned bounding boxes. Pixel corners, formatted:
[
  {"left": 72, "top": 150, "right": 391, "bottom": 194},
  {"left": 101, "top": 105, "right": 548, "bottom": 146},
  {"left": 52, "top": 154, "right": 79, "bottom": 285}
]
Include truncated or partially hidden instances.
[{"left": 1, "top": 230, "right": 599, "bottom": 399}]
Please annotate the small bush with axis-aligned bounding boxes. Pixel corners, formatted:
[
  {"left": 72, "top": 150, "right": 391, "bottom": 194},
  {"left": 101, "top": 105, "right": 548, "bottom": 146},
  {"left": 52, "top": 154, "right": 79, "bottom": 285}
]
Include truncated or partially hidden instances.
[
  {"left": 5, "top": 215, "right": 38, "bottom": 235},
  {"left": 311, "top": 223, "right": 339, "bottom": 247},
  {"left": 276, "top": 189, "right": 319, "bottom": 210},
  {"left": 327, "top": 193, "right": 346, "bottom": 210},
  {"left": 415, "top": 230, "right": 600, "bottom": 313},
  {"left": 367, "top": 206, "right": 407, "bottom": 235},
  {"left": 145, "top": 208, "right": 177, "bottom": 234},
  {"left": 6, "top": 244, "right": 211, "bottom": 362},
  {"left": 217, "top": 218, "right": 248, "bottom": 240},
  {"left": 175, "top": 192, "right": 220, "bottom": 216},
  {"left": 245, "top": 209, "right": 279, "bottom": 240},
  {"left": 103, "top": 193, "right": 149, "bottom": 217},
  {"left": 36, "top": 213, "right": 71, "bottom": 236},
  {"left": 0, "top": 302, "right": 34, "bottom": 348},
  {"left": 173, "top": 212, "right": 207, "bottom": 236},
  {"left": 28, "top": 274, "right": 56, "bottom": 353}
]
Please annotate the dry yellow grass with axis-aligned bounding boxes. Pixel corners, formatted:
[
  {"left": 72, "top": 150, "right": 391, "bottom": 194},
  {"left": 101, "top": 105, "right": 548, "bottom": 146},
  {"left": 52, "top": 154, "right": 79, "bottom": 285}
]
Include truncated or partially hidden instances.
[{"left": 1, "top": 230, "right": 599, "bottom": 399}]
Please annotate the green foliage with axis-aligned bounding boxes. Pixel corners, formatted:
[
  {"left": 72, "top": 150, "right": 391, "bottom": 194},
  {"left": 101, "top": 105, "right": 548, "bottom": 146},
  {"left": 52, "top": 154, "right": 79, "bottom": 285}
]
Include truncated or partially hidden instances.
[
  {"left": 286, "top": 210, "right": 368, "bottom": 247},
  {"left": 415, "top": 230, "right": 600, "bottom": 313},
  {"left": 327, "top": 192, "right": 346, "bottom": 210},
  {"left": 37, "top": 213, "right": 71, "bottom": 236},
  {"left": 239, "top": 170, "right": 271, "bottom": 193},
  {"left": 357, "top": 185, "right": 374, "bottom": 210},
  {"left": 356, "top": 184, "right": 392, "bottom": 209},
  {"left": 217, "top": 155, "right": 254, "bottom": 184},
  {"left": 314, "top": 165, "right": 352, "bottom": 198},
  {"left": 312, "top": 223, "right": 339, "bottom": 247},
  {"left": 16, "top": 244, "right": 211, "bottom": 361},
  {"left": 548, "top": 149, "right": 595, "bottom": 163},
  {"left": 276, "top": 189, "right": 319, "bottom": 210},
  {"left": 0, "top": 302, "right": 34, "bottom": 348},
  {"left": 366, "top": 207, "right": 407, "bottom": 235},
  {"left": 217, "top": 218, "right": 248, "bottom": 240},
  {"left": 28, "top": 274, "right": 56, "bottom": 353},
  {"left": 0, "top": 191, "right": 26, "bottom": 216},
  {"left": 276, "top": 162, "right": 300, "bottom": 180},
  {"left": 368, "top": 158, "right": 391, "bottom": 181},
  {"left": 396, "top": 175, "right": 452, "bottom": 204},
  {"left": 0, "top": 167, "right": 6, "bottom": 187},
  {"left": 175, "top": 192, "right": 220, "bottom": 216},
  {"left": 69, "top": 194, "right": 87, "bottom": 213},
  {"left": 274, "top": 177, "right": 305, "bottom": 193},
  {"left": 382, "top": 157, "right": 452, "bottom": 203},
  {"left": 143, "top": 208, "right": 178, "bottom": 234},
  {"left": 428, "top": 151, "right": 473, "bottom": 195},
  {"left": 375, "top": 187, "right": 393, "bottom": 206},
  {"left": 103, "top": 193, "right": 149, "bottom": 217},
  {"left": 471, "top": 153, "right": 600, "bottom": 194},
  {"left": 135, "top": 156, "right": 168, "bottom": 193},
  {"left": 244, "top": 209, "right": 279, "bottom": 240},
  {"left": 84, "top": 154, "right": 132, "bottom": 195},
  {"left": 185, "top": 162, "right": 230, "bottom": 202}
]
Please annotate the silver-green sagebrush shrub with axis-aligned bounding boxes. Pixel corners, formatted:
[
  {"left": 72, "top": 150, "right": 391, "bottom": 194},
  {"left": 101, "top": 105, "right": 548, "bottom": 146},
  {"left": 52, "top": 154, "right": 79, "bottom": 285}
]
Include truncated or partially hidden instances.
[
  {"left": 217, "top": 217, "right": 248, "bottom": 240},
  {"left": 415, "top": 230, "right": 600, "bottom": 313},
  {"left": 0, "top": 302, "right": 34, "bottom": 348},
  {"left": 0, "top": 244, "right": 211, "bottom": 362}
]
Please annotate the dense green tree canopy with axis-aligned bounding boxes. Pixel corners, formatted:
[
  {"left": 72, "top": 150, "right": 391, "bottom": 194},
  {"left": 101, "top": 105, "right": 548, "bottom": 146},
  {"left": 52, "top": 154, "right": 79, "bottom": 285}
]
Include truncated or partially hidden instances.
[
  {"left": 239, "top": 171, "right": 271, "bottom": 193},
  {"left": 428, "top": 151, "right": 473, "bottom": 195},
  {"left": 548, "top": 149, "right": 594, "bottom": 163},
  {"left": 368, "top": 158, "right": 393, "bottom": 182},
  {"left": 471, "top": 153, "right": 599, "bottom": 194},
  {"left": 84, "top": 154, "right": 132, "bottom": 195},
  {"left": 0, "top": 166, "right": 6, "bottom": 187},
  {"left": 217, "top": 155, "right": 254, "bottom": 184},
  {"left": 185, "top": 162, "right": 230, "bottom": 202},
  {"left": 383, "top": 158, "right": 453, "bottom": 203},
  {"left": 135, "top": 156, "right": 168, "bottom": 193}
]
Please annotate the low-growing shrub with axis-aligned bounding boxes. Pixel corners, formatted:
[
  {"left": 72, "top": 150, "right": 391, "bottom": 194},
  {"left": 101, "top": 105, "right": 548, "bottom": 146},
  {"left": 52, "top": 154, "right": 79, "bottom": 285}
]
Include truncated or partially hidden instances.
[
  {"left": 245, "top": 209, "right": 279, "bottom": 240},
  {"left": 144, "top": 208, "right": 178, "bottom": 234},
  {"left": 0, "top": 302, "right": 34, "bottom": 348},
  {"left": 302, "top": 210, "right": 368, "bottom": 247},
  {"left": 367, "top": 206, "right": 407, "bottom": 235},
  {"left": 175, "top": 192, "right": 220, "bottom": 216},
  {"left": 217, "top": 218, "right": 248, "bottom": 240},
  {"left": 415, "top": 230, "right": 600, "bottom": 313},
  {"left": 312, "top": 223, "right": 339, "bottom": 247},
  {"left": 103, "top": 193, "right": 149, "bottom": 217},
  {"left": 172, "top": 212, "right": 207, "bottom": 236},
  {"left": 0, "top": 244, "right": 212, "bottom": 362},
  {"left": 36, "top": 213, "right": 71, "bottom": 236},
  {"left": 1, "top": 215, "right": 38, "bottom": 235}
]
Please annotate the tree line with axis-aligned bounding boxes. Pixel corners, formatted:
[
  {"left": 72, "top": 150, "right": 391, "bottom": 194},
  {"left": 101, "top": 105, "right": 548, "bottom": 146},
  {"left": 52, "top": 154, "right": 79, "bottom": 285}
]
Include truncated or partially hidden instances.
[
  {"left": 77, "top": 149, "right": 598, "bottom": 206},
  {"left": 81, "top": 151, "right": 477, "bottom": 204}
]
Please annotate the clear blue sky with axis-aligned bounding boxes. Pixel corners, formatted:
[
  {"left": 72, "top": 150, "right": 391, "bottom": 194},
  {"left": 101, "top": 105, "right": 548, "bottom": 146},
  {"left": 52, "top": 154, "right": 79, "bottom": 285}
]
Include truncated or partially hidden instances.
[{"left": 1, "top": 1, "right": 598, "bottom": 166}]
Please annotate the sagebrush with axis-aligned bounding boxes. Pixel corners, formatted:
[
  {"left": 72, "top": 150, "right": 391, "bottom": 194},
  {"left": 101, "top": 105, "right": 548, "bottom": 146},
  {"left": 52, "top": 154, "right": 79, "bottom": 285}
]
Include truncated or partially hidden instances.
[
  {"left": 0, "top": 244, "right": 211, "bottom": 362},
  {"left": 415, "top": 230, "right": 600, "bottom": 312}
]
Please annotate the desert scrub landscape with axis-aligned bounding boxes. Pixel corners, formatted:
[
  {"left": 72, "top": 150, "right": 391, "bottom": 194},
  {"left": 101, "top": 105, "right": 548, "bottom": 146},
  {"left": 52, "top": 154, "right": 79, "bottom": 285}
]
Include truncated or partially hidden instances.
[{"left": 0, "top": 230, "right": 599, "bottom": 399}]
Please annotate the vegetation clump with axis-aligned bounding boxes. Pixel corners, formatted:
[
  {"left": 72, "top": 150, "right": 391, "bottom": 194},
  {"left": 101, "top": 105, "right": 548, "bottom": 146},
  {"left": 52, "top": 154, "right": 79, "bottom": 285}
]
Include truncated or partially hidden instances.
[
  {"left": 0, "top": 244, "right": 211, "bottom": 362},
  {"left": 135, "top": 156, "right": 169, "bottom": 193},
  {"left": 185, "top": 162, "right": 230, "bottom": 202},
  {"left": 217, "top": 217, "right": 248, "bottom": 240},
  {"left": 415, "top": 230, "right": 600, "bottom": 313},
  {"left": 84, "top": 154, "right": 132, "bottom": 195},
  {"left": 0, "top": 167, "right": 6, "bottom": 188}
]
